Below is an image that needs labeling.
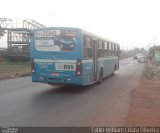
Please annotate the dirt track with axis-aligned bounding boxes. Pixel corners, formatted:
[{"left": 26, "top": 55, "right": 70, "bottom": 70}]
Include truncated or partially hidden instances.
[{"left": 126, "top": 76, "right": 160, "bottom": 126}]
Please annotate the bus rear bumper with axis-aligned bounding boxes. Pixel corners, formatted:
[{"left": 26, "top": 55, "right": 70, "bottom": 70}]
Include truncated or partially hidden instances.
[{"left": 32, "top": 75, "right": 84, "bottom": 85}]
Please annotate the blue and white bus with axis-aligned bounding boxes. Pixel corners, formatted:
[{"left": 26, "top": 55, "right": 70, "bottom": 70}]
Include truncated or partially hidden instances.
[{"left": 30, "top": 27, "right": 120, "bottom": 86}]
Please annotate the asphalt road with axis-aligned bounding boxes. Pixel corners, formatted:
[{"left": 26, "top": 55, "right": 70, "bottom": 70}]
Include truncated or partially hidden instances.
[{"left": 0, "top": 58, "right": 145, "bottom": 126}]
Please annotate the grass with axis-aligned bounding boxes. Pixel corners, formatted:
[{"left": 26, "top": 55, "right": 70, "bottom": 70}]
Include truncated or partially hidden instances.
[
  {"left": 0, "top": 60, "right": 31, "bottom": 77},
  {"left": 20, "top": 72, "right": 31, "bottom": 77},
  {"left": 0, "top": 61, "right": 30, "bottom": 70},
  {"left": 143, "top": 61, "right": 160, "bottom": 80}
]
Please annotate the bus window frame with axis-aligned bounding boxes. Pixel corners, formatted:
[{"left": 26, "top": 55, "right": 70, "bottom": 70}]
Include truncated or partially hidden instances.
[{"left": 84, "top": 35, "right": 93, "bottom": 59}]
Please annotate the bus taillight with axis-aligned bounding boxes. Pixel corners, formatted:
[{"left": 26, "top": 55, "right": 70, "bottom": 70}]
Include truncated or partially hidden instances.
[
  {"left": 76, "top": 59, "right": 82, "bottom": 76},
  {"left": 31, "top": 59, "right": 36, "bottom": 73}
]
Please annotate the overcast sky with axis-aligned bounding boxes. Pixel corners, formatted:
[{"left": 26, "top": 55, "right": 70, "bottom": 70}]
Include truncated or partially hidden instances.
[{"left": 1, "top": 0, "right": 160, "bottom": 50}]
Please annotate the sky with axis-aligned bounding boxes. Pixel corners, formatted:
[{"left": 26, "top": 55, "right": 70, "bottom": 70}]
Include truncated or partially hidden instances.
[{"left": 1, "top": 0, "right": 160, "bottom": 50}]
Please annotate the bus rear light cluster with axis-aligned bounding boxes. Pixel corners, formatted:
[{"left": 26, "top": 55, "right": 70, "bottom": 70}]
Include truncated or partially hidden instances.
[
  {"left": 77, "top": 71, "right": 81, "bottom": 75},
  {"left": 32, "top": 69, "right": 35, "bottom": 73},
  {"left": 31, "top": 59, "right": 36, "bottom": 73},
  {"left": 76, "top": 59, "right": 82, "bottom": 76}
]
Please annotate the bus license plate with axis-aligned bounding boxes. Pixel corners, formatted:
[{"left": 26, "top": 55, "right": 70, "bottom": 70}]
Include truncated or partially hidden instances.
[{"left": 55, "top": 63, "right": 76, "bottom": 71}]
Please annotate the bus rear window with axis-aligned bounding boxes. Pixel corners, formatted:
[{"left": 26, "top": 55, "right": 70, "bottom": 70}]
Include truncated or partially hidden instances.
[{"left": 35, "top": 30, "right": 77, "bottom": 51}]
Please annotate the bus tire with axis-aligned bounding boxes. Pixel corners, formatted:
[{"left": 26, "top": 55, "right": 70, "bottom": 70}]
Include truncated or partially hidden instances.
[{"left": 98, "top": 70, "right": 103, "bottom": 84}]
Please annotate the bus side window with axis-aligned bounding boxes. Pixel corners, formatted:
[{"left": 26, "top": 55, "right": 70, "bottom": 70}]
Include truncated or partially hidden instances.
[
  {"left": 111, "top": 43, "right": 114, "bottom": 56},
  {"left": 104, "top": 41, "right": 108, "bottom": 57},
  {"left": 84, "top": 36, "right": 92, "bottom": 58},
  {"left": 102, "top": 41, "right": 105, "bottom": 57},
  {"left": 98, "top": 40, "right": 103, "bottom": 57},
  {"left": 112, "top": 44, "right": 114, "bottom": 56},
  {"left": 108, "top": 42, "right": 112, "bottom": 56},
  {"left": 106, "top": 42, "right": 109, "bottom": 56}
]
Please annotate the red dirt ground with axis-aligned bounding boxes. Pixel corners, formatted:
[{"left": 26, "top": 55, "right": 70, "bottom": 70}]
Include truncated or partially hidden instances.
[
  {"left": 0, "top": 70, "right": 26, "bottom": 79},
  {"left": 126, "top": 76, "right": 160, "bottom": 126}
]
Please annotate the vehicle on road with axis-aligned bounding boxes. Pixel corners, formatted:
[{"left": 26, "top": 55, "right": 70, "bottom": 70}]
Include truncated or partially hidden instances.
[
  {"left": 137, "top": 53, "right": 143, "bottom": 60},
  {"left": 133, "top": 53, "right": 143, "bottom": 60},
  {"left": 30, "top": 27, "right": 120, "bottom": 85},
  {"left": 138, "top": 56, "right": 147, "bottom": 63},
  {"left": 133, "top": 56, "right": 138, "bottom": 60}
]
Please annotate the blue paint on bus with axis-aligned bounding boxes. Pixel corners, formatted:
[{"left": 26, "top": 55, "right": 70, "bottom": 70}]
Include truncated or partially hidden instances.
[{"left": 30, "top": 27, "right": 120, "bottom": 86}]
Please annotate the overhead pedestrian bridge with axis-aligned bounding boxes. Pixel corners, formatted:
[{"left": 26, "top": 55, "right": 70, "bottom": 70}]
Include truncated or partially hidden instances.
[{"left": 0, "top": 18, "right": 45, "bottom": 60}]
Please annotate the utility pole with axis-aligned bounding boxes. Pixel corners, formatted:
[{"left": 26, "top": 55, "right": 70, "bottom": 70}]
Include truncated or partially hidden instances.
[
  {"left": 148, "top": 43, "right": 150, "bottom": 51},
  {"left": 154, "top": 38, "right": 156, "bottom": 47}
]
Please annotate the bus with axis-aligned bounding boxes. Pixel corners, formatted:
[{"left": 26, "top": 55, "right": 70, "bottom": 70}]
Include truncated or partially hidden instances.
[{"left": 30, "top": 27, "right": 120, "bottom": 86}]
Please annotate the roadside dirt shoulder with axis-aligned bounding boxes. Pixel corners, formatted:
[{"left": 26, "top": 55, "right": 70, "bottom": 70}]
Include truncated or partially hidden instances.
[
  {"left": 0, "top": 59, "right": 30, "bottom": 80},
  {"left": 125, "top": 75, "right": 160, "bottom": 126}
]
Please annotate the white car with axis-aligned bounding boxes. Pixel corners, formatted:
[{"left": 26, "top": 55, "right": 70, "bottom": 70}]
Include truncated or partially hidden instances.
[
  {"left": 138, "top": 56, "right": 147, "bottom": 63},
  {"left": 137, "top": 54, "right": 143, "bottom": 59}
]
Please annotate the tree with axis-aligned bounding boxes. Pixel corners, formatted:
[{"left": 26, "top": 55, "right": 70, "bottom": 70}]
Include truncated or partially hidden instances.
[
  {"left": 149, "top": 46, "right": 160, "bottom": 59},
  {"left": 133, "top": 48, "right": 141, "bottom": 54},
  {"left": 0, "top": 26, "right": 6, "bottom": 38}
]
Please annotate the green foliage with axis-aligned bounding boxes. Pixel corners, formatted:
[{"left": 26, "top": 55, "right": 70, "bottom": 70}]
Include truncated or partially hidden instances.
[
  {"left": 0, "top": 61, "right": 30, "bottom": 71},
  {"left": 144, "top": 62, "right": 160, "bottom": 80},
  {"left": 20, "top": 72, "right": 31, "bottom": 77},
  {"left": 149, "top": 46, "right": 160, "bottom": 58},
  {"left": 0, "top": 26, "right": 6, "bottom": 37}
]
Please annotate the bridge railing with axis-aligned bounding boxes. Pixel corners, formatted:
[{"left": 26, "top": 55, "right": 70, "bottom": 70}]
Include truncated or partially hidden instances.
[{"left": 0, "top": 18, "right": 45, "bottom": 60}]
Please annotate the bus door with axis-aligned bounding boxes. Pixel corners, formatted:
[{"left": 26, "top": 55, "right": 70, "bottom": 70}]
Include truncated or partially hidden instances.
[{"left": 92, "top": 39, "right": 98, "bottom": 82}]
